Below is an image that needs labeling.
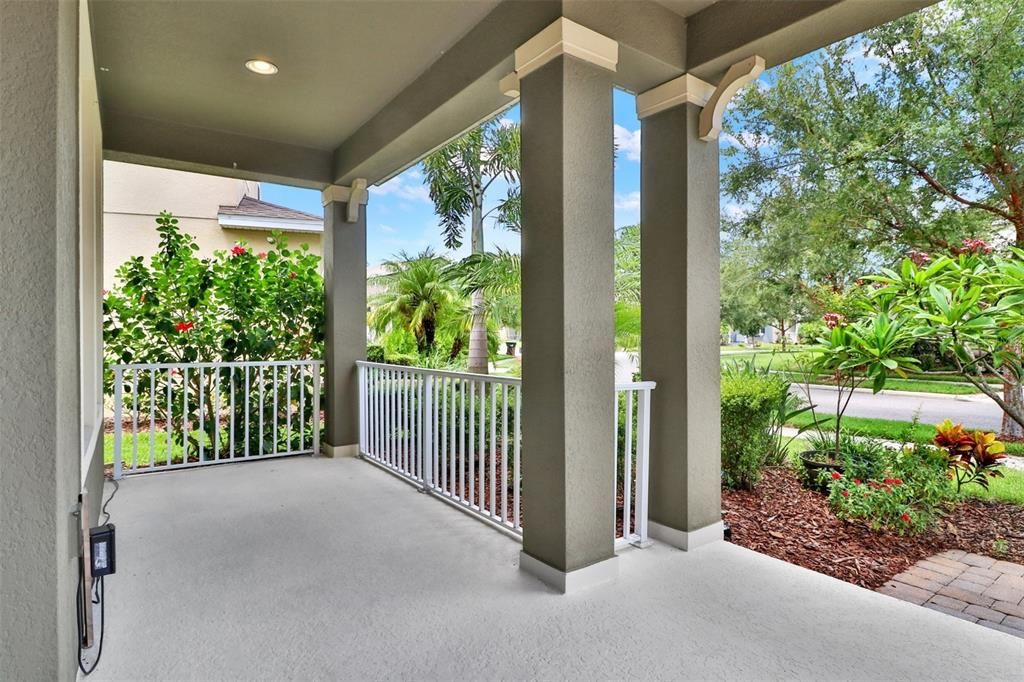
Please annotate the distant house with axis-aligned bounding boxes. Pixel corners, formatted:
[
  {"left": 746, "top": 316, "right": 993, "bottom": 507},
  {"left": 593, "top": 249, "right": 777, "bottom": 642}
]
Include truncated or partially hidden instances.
[{"left": 103, "top": 161, "right": 323, "bottom": 286}]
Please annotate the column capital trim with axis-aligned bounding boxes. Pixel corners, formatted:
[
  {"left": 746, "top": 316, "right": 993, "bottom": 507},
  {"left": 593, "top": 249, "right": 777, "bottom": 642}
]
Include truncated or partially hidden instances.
[
  {"left": 322, "top": 179, "right": 368, "bottom": 222},
  {"left": 636, "top": 74, "right": 715, "bottom": 120},
  {"left": 514, "top": 17, "right": 618, "bottom": 80}
]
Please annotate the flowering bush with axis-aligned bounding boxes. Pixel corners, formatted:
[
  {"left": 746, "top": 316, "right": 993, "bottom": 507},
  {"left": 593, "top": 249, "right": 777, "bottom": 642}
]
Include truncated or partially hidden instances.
[
  {"left": 933, "top": 419, "right": 1006, "bottom": 492},
  {"left": 827, "top": 439, "right": 951, "bottom": 534},
  {"left": 104, "top": 212, "right": 324, "bottom": 459}
]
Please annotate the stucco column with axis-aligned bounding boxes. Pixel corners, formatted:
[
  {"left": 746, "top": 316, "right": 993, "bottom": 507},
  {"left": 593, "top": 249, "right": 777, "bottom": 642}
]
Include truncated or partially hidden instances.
[
  {"left": 321, "top": 184, "right": 368, "bottom": 457},
  {"left": 1, "top": 1, "right": 82, "bottom": 678},
  {"left": 516, "top": 19, "right": 619, "bottom": 593},
  {"left": 638, "top": 81, "right": 724, "bottom": 550}
]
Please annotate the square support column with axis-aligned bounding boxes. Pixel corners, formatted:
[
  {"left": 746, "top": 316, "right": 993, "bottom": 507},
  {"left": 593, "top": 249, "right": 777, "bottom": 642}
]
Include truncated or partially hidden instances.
[
  {"left": 640, "top": 102, "right": 724, "bottom": 550},
  {"left": 322, "top": 190, "right": 367, "bottom": 457},
  {"left": 1, "top": 1, "right": 83, "bottom": 678},
  {"left": 519, "top": 53, "right": 618, "bottom": 592}
]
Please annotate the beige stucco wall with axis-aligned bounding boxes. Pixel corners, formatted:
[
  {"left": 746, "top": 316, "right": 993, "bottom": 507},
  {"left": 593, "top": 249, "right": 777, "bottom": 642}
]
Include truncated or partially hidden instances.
[{"left": 103, "top": 161, "right": 322, "bottom": 287}]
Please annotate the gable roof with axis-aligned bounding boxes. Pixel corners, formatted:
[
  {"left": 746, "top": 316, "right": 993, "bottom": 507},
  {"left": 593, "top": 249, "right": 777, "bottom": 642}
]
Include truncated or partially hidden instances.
[{"left": 217, "top": 196, "right": 323, "bottom": 233}]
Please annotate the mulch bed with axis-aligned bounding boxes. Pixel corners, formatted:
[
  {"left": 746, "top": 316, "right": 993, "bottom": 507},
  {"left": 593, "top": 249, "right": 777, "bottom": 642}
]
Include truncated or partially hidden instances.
[{"left": 722, "top": 467, "right": 1024, "bottom": 589}]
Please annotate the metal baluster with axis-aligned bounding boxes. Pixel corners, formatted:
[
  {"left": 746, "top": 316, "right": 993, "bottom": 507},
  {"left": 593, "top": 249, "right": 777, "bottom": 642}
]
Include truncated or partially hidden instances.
[
  {"left": 624, "top": 389, "right": 634, "bottom": 539},
  {"left": 214, "top": 366, "right": 221, "bottom": 460},
  {"left": 229, "top": 366, "right": 235, "bottom": 458},
  {"left": 198, "top": 367, "right": 205, "bottom": 463},
  {"left": 166, "top": 368, "right": 172, "bottom": 466},
  {"left": 272, "top": 365, "right": 278, "bottom": 455},
  {"left": 131, "top": 368, "right": 139, "bottom": 471},
  {"left": 514, "top": 384, "right": 521, "bottom": 530},
  {"left": 501, "top": 383, "right": 508, "bottom": 525},
  {"left": 245, "top": 366, "right": 251, "bottom": 457},
  {"left": 469, "top": 380, "right": 475, "bottom": 507},
  {"left": 149, "top": 369, "right": 156, "bottom": 469},
  {"left": 258, "top": 366, "right": 265, "bottom": 456},
  {"left": 489, "top": 382, "right": 496, "bottom": 518},
  {"left": 113, "top": 367, "right": 123, "bottom": 480}
]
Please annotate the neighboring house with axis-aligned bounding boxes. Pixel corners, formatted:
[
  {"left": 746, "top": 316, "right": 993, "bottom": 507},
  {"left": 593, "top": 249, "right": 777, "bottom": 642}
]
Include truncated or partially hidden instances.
[
  {"left": 728, "top": 324, "right": 801, "bottom": 346},
  {"left": 103, "top": 161, "right": 323, "bottom": 287}
]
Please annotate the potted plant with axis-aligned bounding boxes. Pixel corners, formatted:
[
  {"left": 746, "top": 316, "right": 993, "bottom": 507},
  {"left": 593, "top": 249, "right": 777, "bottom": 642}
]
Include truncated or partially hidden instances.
[{"left": 797, "top": 312, "right": 919, "bottom": 486}]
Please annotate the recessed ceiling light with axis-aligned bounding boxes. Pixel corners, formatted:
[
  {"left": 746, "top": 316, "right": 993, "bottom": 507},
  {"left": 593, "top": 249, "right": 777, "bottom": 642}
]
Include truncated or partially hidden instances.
[{"left": 245, "top": 59, "right": 278, "bottom": 75}]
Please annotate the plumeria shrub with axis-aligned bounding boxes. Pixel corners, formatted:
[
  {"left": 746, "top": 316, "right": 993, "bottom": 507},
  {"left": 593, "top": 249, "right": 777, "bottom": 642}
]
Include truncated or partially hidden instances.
[{"left": 104, "top": 212, "right": 324, "bottom": 460}]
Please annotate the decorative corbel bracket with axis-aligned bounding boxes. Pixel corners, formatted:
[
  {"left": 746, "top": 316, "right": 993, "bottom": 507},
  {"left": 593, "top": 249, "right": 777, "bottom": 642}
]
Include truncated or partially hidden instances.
[
  {"left": 698, "top": 55, "right": 765, "bottom": 141},
  {"left": 321, "top": 178, "right": 369, "bottom": 223}
]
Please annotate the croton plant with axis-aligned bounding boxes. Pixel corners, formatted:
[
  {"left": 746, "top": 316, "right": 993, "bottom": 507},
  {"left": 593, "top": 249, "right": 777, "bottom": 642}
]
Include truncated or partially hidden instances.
[{"left": 933, "top": 419, "right": 1007, "bottom": 492}]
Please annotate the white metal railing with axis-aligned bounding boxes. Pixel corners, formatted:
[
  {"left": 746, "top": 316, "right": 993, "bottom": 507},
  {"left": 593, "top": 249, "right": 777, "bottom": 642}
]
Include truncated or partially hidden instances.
[
  {"left": 111, "top": 360, "right": 321, "bottom": 479},
  {"left": 357, "top": 361, "right": 654, "bottom": 547}
]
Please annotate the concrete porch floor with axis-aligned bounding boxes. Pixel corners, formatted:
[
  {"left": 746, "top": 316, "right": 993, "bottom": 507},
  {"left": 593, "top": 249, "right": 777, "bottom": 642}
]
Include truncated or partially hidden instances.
[{"left": 87, "top": 456, "right": 1023, "bottom": 681}]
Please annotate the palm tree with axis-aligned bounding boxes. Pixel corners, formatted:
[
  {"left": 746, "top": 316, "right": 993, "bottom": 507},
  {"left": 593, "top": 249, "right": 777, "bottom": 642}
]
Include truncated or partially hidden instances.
[
  {"left": 422, "top": 118, "right": 520, "bottom": 373},
  {"left": 369, "top": 250, "right": 464, "bottom": 356}
]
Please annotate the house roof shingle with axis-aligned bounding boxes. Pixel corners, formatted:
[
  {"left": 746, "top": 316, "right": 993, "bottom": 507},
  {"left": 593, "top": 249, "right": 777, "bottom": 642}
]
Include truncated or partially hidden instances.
[{"left": 218, "top": 196, "right": 321, "bottom": 222}]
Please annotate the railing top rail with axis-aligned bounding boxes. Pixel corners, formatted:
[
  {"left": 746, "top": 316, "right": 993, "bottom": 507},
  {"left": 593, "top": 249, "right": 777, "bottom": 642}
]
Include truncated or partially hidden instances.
[
  {"left": 357, "top": 360, "right": 521, "bottom": 385},
  {"left": 112, "top": 359, "right": 322, "bottom": 371},
  {"left": 356, "top": 360, "right": 655, "bottom": 391}
]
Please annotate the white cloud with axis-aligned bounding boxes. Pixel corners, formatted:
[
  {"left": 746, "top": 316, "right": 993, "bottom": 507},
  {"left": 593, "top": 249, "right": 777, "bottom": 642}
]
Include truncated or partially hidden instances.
[
  {"left": 722, "top": 203, "right": 747, "bottom": 220},
  {"left": 498, "top": 117, "right": 516, "bottom": 129},
  {"left": 377, "top": 224, "right": 396, "bottom": 233},
  {"left": 613, "top": 124, "right": 642, "bottom": 162},
  {"left": 614, "top": 191, "right": 641, "bottom": 212},
  {"left": 374, "top": 173, "right": 430, "bottom": 203}
]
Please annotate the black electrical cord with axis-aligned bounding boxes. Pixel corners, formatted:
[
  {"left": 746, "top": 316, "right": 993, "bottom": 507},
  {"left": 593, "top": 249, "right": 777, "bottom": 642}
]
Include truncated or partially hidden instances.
[
  {"left": 78, "top": 479, "right": 117, "bottom": 675},
  {"left": 77, "top": 571, "right": 105, "bottom": 675},
  {"left": 101, "top": 479, "right": 119, "bottom": 525}
]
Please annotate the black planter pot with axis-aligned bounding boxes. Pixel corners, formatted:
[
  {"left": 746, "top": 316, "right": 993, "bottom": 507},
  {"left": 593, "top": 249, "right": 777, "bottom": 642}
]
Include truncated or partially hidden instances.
[
  {"left": 505, "top": 341, "right": 517, "bottom": 356},
  {"left": 800, "top": 450, "right": 845, "bottom": 492}
]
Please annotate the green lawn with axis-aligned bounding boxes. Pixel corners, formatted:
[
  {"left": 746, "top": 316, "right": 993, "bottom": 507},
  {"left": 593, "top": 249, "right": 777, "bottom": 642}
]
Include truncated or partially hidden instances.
[
  {"left": 104, "top": 428, "right": 313, "bottom": 466},
  {"left": 962, "top": 468, "right": 1024, "bottom": 506},
  {"left": 719, "top": 347, "right": 1005, "bottom": 396}
]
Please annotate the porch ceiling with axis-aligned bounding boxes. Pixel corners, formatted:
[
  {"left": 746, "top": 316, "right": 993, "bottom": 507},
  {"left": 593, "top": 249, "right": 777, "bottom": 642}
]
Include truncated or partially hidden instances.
[
  {"left": 87, "top": 457, "right": 1021, "bottom": 680},
  {"left": 89, "top": 0, "right": 933, "bottom": 189}
]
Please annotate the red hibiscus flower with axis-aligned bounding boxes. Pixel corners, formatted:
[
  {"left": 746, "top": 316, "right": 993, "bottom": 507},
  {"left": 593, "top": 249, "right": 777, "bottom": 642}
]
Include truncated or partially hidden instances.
[
  {"left": 289, "top": 271, "right": 297, "bottom": 279},
  {"left": 830, "top": 471, "right": 842, "bottom": 480},
  {"left": 258, "top": 252, "right": 267, "bottom": 260},
  {"left": 900, "top": 513, "right": 912, "bottom": 524},
  {"left": 841, "top": 490, "right": 850, "bottom": 498},
  {"left": 230, "top": 245, "right": 247, "bottom": 257},
  {"left": 175, "top": 321, "right": 194, "bottom": 333},
  {"left": 853, "top": 479, "right": 862, "bottom": 485}
]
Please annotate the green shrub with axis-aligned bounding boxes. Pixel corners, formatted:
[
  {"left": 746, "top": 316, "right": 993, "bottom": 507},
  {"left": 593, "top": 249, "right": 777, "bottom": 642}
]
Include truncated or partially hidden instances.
[
  {"left": 721, "top": 372, "right": 789, "bottom": 489},
  {"left": 798, "top": 320, "right": 827, "bottom": 345},
  {"left": 827, "top": 440, "right": 952, "bottom": 534},
  {"left": 366, "top": 345, "right": 386, "bottom": 363}
]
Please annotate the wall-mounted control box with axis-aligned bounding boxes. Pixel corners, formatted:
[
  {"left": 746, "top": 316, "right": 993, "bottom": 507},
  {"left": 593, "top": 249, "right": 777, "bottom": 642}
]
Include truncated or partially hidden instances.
[{"left": 89, "top": 524, "right": 116, "bottom": 577}]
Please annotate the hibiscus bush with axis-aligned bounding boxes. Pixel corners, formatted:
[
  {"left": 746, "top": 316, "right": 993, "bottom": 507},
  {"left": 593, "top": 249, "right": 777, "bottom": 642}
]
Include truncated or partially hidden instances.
[{"left": 104, "top": 211, "right": 324, "bottom": 460}]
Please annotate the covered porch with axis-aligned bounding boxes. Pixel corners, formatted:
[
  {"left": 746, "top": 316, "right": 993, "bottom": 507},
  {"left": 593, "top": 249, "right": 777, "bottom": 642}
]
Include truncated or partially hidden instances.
[
  {"left": 10, "top": 0, "right": 1009, "bottom": 679},
  {"left": 88, "top": 457, "right": 1019, "bottom": 680}
]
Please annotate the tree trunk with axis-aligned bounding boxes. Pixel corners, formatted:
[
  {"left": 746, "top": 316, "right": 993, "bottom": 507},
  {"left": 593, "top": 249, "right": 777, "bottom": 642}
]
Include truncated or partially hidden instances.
[
  {"left": 1001, "top": 355, "right": 1024, "bottom": 440},
  {"left": 467, "top": 196, "right": 488, "bottom": 374}
]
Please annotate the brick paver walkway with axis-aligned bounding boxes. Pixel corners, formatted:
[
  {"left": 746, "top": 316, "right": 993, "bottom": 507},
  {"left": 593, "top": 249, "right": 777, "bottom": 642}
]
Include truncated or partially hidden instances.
[{"left": 878, "top": 550, "right": 1024, "bottom": 637}]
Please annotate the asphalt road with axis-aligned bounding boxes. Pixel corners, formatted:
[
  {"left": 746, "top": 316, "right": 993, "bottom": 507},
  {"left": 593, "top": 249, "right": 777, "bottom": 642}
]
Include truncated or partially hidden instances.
[{"left": 795, "top": 385, "right": 1004, "bottom": 432}]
